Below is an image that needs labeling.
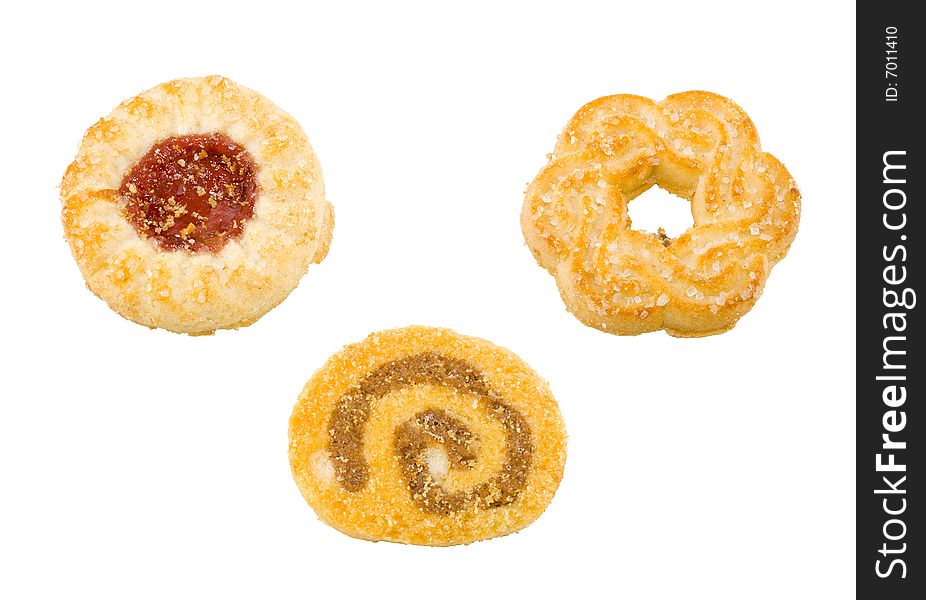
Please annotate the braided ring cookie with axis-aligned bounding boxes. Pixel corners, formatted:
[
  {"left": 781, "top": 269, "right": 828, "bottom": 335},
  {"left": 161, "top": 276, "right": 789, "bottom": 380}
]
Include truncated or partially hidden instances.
[
  {"left": 522, "top": 91, "right": 800, "bottom": 337},
  {"left": 289, "top": 326, "right": 567, "bottom": 546},
  {"left": 61, "top": 76, "right": 333, "bottom": 334}
]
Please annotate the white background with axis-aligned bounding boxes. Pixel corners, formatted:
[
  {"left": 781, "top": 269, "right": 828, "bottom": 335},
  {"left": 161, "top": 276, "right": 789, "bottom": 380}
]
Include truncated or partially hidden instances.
[{"left": 0, "top": 1, "right": 855, "bottom": 598}]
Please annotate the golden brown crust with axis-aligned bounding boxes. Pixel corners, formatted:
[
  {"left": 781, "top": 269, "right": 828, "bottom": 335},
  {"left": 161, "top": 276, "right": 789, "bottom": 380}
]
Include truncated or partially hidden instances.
[
  {"left": 288, "top": 326, "right": 567, "bottom": 546},
  {"left": 522, "top": 91, "right": 800, "bottom": 337},
  {"left": 60, "top": 76, "right": 333, "bottom": 334}
]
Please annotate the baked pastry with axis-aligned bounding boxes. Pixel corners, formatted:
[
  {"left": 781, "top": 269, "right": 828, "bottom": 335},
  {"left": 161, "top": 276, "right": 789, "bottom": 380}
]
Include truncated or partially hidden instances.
[
  {"left": 522, "top": 91, "right": 800, "bottom": 337},
  {"left": 61, "top": 76, "right": 333, "bottom": 334},
  {"left": 288, "top": 326, "right": 567, "bottom": 546}
]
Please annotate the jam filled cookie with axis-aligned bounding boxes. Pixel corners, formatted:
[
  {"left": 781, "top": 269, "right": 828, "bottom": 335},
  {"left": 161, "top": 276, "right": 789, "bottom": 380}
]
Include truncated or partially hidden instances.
[
  {"left": 522, "top": 91, "right": 800, "bottom": 337},
  {"left": 288, "top": 326, "right": 567, "bottom": 546},
  {"left": 61, "top": 76, "right": 333, "bottom": 334}
]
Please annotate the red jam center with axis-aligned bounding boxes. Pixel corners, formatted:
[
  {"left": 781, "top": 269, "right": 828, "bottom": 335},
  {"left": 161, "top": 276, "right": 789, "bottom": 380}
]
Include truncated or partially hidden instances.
[{"left": 120, "top": 133, "right": 258, "bottom": 252}]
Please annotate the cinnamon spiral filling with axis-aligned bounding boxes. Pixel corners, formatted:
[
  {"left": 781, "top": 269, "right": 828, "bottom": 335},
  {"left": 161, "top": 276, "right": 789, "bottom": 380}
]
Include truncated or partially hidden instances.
[{"left": 327, "top": 352, "right": 532, "bottom": 515}]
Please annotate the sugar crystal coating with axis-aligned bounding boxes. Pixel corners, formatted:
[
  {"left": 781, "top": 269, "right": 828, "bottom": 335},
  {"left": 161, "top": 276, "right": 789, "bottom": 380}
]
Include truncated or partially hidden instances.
[
  {"left": 288, "top": 326, "right": 567, "bottom": 546},
  {"left": 521, "top": 91, "right": 801, "bottom": 337}
]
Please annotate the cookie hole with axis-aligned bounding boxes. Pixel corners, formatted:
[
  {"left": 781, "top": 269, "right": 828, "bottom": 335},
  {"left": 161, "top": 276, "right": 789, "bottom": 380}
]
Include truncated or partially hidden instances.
[{"left": 627, "top": 186, "right": 693, "bottom": 242}]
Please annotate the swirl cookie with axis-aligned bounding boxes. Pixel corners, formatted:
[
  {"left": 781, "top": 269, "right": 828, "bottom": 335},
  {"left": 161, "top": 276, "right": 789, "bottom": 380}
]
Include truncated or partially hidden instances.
[
  {"left": 288, "top": 326, "right": 567, "bottom": 546},
  {"left": 61, "top": 76, "right": 333, "bottom": 334},
  {"left": 522, "top": 91, "right": 800, "bottom": 337}
]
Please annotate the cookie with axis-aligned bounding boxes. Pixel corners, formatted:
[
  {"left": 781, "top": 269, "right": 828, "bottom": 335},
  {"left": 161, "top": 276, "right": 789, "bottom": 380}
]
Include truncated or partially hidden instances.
[
  {"left": 522, "top": 91, "right": 800, "bottom": 337},
  {"left": 288, "top": 326, "right": 567, "bottom": 546},
  {"left": 61, "top": 76, "right": 333, "bottom": 334}
]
